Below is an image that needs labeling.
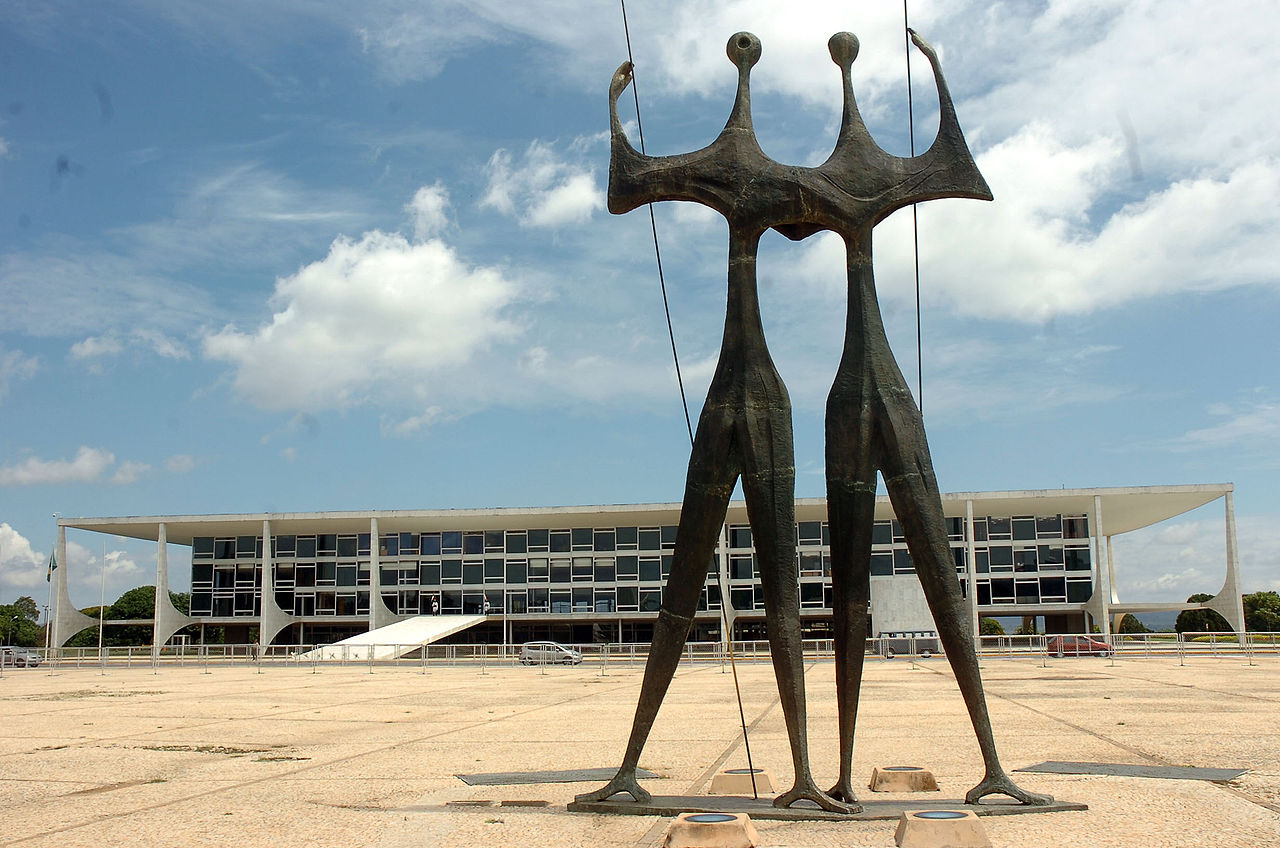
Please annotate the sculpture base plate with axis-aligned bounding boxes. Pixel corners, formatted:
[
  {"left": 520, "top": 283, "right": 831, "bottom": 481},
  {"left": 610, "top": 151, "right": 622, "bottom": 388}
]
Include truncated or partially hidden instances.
[{"left": 568, "top": 794, "right": 1086, "bottom": 822}]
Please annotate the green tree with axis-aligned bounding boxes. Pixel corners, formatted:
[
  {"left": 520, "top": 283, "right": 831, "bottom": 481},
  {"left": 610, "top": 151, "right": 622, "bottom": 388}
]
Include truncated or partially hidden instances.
[
  {"left": 0, "top": 596, "right": 42, "bottom": 647},
  {"left": 1243, "top": 591, "right": 1280, "bottom": 632},
  {"left": 1118, "top": 614, "right": 1153, "bottom": 634},
  {"left": 979, "top": 617, "right": 1005, "bottom": 636},
  {"left": 104, "top": 586, "right": 159, "bottom": 645},
  {"left": 1175, "top": 593, "right": 1231, "bottom": 633}
]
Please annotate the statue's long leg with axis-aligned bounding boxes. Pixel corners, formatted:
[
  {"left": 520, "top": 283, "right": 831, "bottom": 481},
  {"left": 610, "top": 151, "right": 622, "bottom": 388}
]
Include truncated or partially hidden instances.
[
  {"left": 876, "top": 380, "right": 1052, "bottom": 806},
  {"left": 824, "top": 386, "right": 876, "bottom": 807},
  {"left": 740, "top": 397, "right": 853, "bottom": 814},
  {"left": 574, "top": 405, "right": 737, "bottom": 806},
  {"left": 822, "top": 233, "right": 881, "bottom": 806}
]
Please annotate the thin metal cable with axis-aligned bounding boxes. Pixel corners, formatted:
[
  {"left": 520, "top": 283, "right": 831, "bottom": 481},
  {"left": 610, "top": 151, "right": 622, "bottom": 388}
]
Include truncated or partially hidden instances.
[
  {"left": 619, "top": 0, "right": 755, "bottom": 799},
  {"left": 619, "top": 0, "right": 695, "bottom": 445},
  {"left": 904, "top": 3, "right": 923, "bottom": 416}
]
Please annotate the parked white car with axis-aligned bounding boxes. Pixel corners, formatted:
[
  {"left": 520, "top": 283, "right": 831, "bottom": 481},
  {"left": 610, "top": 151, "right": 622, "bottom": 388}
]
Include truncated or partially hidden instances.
[
  {"left": 518, "top": 641, "right": 582, "bottom": 665},
  {"left": 1, "top": 646, "right": 42, "bottom": 667}
]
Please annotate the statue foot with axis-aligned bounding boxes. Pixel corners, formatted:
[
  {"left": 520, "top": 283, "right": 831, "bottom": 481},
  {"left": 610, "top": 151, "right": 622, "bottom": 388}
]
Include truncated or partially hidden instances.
[
  {"left": 574, "top": 769, "right": 653, "bottom": 805},
  {"left": 775, "top": 781, "right": 860, "bottom": 814},
  {"left": 965, "top": 771, "right": 1053, "bottom": 806},
  {"left": 826, "top": 778, "right": 860, "bottom": 805}
]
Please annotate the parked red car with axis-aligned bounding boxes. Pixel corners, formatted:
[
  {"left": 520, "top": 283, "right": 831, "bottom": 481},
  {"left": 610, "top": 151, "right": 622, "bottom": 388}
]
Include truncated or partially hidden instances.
[{"left": 1047, "top": 635, "right": 1113, "bottom": 657}]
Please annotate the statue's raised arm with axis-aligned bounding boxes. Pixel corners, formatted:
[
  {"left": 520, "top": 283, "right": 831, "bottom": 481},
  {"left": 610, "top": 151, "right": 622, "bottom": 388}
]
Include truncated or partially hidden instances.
[{"left": 608, "top": 34, "right": 769, "bottom": 222}]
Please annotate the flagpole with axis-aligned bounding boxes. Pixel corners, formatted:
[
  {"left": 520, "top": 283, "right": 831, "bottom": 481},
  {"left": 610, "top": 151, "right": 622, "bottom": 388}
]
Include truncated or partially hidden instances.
[
  {"left": 46, "top": 513, "right": 57, "bottom": 657},
  {"left": 99, "top": 538, "right": 107, "bottom": 673}
]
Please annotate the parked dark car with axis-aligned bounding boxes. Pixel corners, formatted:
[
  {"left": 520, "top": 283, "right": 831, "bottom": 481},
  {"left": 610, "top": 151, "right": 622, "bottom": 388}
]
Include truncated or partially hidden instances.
[{"left": 1047, "top": 635, "right": 1113, "bottom": 657}]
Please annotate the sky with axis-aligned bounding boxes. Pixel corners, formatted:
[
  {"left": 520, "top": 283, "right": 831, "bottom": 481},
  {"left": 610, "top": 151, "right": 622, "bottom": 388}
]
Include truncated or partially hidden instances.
[{"left": 1, "top": 0, "right": 1278, "bottom": 613}]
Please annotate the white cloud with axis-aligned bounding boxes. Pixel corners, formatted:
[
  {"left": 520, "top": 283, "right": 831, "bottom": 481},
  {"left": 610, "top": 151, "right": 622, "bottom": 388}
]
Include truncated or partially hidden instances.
[
  {"left": 354, "top": 4, "right": 497, "bottom": 82},
  {"left": 0, "top": 447, "right": 162, "bottom": 487},
  {"left": 203, "top": 195, "right": 521, "bottom": 411},
  {"left": 0, "top": 447, "right": 115, "bottom": 486},
  {"left": 1112, "top": 513, "right": 1280, "bottom": 602},
  {"left": 1171, "top": 399, "right": 1280, "bottom": 458},
  {"left": 69, "top": 329, "right": 190, "bottom": 367},
  {"left": 1, "top": 164, "right": 366, "bottom": 345},
  {"left": 382, "top": 407, "right": 446, "bottom": 437},
  {"left": 0, "top": 346, "right": 39, "bottom": 400},
  {"left": 481, "top": 141, "right": 604, "bottom": 228},
  {"left": 110, "top": 460, "right": 152, "bottom": 485},
  {"left": 135, "top": 329, "right": 191, "bottom": 360},
  {"left": 70, "top": 335, "right": 126, "bottom": 360},
  {"left": 166, "top": 454, "right": 197, "bottom": 474},
  {"left": 407, "top": 183, "right": 451, "bottom": 240},
  {"left": 281, "top": 446, "right": 297, "bottom": 462},
  {"left": 0, "top": 523, "right": 43, "bottom": 583},
  {"left": 101, "top": 548, "right": 144, "bottom": 582},
  {"left": 526, "top": 172, "right": 603, "bottom": 228},
  {"left": 781, "top": 134, "right": 1280, "bottom": 323}
]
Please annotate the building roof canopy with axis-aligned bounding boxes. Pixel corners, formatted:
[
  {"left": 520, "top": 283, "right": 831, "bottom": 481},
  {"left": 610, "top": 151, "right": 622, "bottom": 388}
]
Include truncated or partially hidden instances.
[{"left": 60, "top": 483, "right": 1231, "bottom": 546}]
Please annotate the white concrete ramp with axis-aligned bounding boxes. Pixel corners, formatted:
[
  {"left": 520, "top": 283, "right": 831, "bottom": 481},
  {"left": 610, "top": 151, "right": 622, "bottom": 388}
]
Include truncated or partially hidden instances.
[{"left": 297, "top": 615, "right": 487, "bottom": 661}]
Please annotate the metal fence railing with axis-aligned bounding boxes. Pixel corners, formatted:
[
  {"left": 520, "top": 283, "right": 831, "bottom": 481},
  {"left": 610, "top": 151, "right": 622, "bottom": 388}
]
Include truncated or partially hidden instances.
[{"left": 5, "top": 632, "right": 1276, "bottom": 675}]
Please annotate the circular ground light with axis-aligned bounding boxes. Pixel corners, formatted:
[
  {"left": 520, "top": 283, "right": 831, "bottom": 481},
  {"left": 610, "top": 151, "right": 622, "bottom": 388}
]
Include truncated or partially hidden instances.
[
  {"left": 686, "top": 814, "right": 739, "bottom": 824},
  {"left": 724, "top": 768, "right": 764, "bottom": 774},
  {"left": 913, "top": 810, "right": 968, "bottom": 820},
  {"left": 884, "top": 766, "right": 923, "bottom": 771}
]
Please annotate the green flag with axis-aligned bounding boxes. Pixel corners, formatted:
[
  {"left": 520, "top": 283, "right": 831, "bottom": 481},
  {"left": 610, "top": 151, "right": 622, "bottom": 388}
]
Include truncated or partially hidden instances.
[{"left": 46, "top": 550, "right": 57, "bottom": 582}]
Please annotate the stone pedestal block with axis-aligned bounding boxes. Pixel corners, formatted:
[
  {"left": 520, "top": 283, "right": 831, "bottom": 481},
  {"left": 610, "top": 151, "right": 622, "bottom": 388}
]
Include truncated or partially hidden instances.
[
  {"left": 894, "top": 809, "right": 990, "bottom": 848},
  {"left": 663, "top": 812, "right": 760, "bottom": 848},
  {"left": 870, "top": 766, "right": 940, "bottom": 792},
  {"left": 709, "top": 767, "right": 777, "bottom": 795}
]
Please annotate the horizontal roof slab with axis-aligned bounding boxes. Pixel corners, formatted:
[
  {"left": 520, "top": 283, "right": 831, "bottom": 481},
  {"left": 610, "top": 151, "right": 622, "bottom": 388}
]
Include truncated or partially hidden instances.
[{"left": 60, "top": 483, "right": 1231, "bottom": 546}]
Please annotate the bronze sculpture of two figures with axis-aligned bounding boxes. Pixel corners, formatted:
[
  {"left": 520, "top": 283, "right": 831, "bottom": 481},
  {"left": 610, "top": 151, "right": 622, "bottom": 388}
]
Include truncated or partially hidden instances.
[{"left": 577, "top": 29, "right": 1051, "bottom": 814}]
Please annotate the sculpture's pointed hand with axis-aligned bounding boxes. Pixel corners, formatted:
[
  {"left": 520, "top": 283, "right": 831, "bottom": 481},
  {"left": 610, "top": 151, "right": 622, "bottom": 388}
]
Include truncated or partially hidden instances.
[
  {"left": 610, "top": 61, "right": 634, "bottom": 105},
  {"left": 906, "top": 28, "right": 938, "bottom": 63}
]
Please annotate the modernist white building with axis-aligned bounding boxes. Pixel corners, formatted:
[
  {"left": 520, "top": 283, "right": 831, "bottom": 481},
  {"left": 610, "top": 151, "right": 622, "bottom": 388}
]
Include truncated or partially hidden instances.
[{"left": 49, "top": 483, "right": 1246, "bottom": 650}]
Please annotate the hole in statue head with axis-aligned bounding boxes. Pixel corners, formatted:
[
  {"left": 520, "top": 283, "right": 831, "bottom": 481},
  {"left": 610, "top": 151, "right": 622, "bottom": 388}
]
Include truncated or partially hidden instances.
[{"left": 738, "top": 36, "right": 751, "bottom": 49}]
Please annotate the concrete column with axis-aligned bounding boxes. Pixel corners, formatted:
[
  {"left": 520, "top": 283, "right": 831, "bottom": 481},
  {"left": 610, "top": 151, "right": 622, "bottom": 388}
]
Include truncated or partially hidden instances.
[
  {"left": 152, "top": 523, "right": 193, "bottom": 656},
  {"left": 717, "top": 524, "right": 734, "bottom": 648},
  {"left": 964, "top": 499, "right": 979, "bottom": 641},
  {"left": 1206, "top": 490, "right": 1246, "bottom": 633},
  {"left": 370, "top": 517, "right": 397, "bottom": 631},
  {"left": 52, "top": 525, "right": 94, "bottom": 648},
  {"left": 258, "top": 519, "right": 293, "bottom": 649},
  {"left": 1084, "top": 495, "right": 1112, "bottom": 636}
]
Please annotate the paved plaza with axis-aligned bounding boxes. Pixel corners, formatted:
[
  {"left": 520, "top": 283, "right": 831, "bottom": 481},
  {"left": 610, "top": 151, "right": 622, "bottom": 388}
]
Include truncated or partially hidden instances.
[{"left": 1, "top": 653, "right": 1278, "bottom": 847}]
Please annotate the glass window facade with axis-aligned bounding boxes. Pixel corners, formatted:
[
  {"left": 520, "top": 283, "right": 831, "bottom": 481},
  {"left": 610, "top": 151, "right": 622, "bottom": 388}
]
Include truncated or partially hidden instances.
[{"left": 187, "top": 510, "right": 1093, "bottom": 620}]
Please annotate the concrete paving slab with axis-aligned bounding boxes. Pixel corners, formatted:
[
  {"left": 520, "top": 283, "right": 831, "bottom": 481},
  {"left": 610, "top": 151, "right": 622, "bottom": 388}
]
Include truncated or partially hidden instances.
[
  {"left": 1019, "top": 761, "right": 1248, "bottom": 782},
  {"left": 0, "top": 657, "right": 1277, "bottom": 847}
]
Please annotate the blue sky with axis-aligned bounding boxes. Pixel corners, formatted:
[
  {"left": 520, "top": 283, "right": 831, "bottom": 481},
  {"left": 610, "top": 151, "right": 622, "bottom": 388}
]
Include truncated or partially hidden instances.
[{"left": 1, "top": 0, "right": 1277, "bottom": 610}]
